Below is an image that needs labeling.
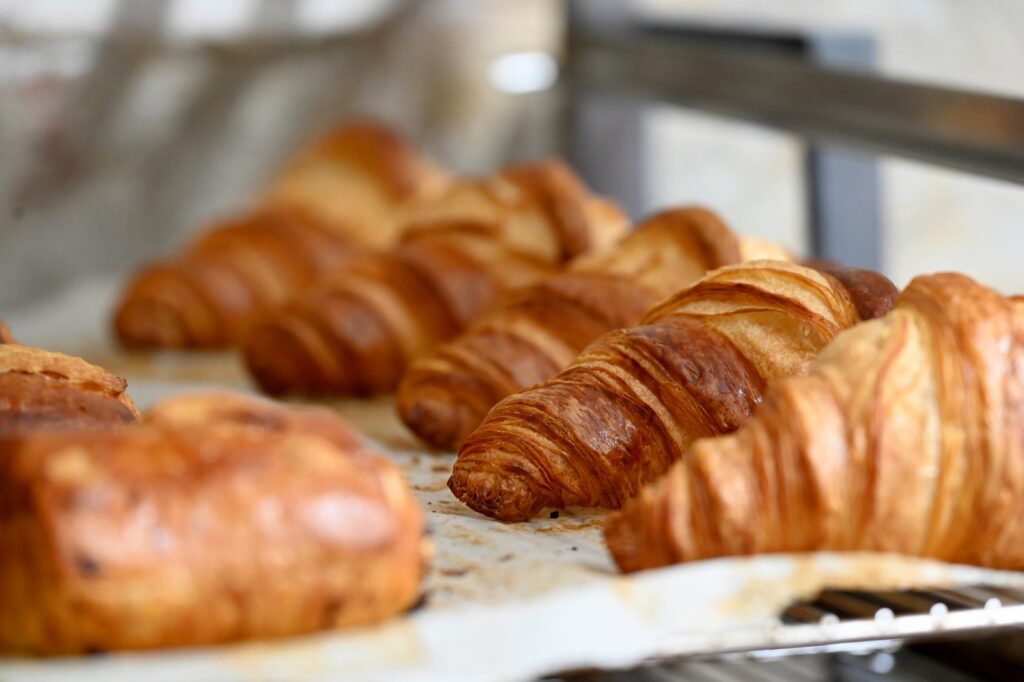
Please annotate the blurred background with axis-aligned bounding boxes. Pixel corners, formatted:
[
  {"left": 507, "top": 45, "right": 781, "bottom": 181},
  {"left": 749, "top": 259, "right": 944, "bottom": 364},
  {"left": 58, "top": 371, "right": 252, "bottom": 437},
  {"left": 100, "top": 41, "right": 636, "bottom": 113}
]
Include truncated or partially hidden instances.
[{"left": 2, "top": 0, "right": 1024, "bottom": 312}]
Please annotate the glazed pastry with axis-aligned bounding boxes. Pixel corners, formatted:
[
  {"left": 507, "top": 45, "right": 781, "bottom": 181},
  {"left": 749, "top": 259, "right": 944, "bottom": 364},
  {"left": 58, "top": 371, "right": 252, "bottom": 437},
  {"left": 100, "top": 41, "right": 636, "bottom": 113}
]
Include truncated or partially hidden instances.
[
  {"left": 605, "top": 273, "right": 1024, "bottom": 572},
  {"left": 450, "top": 260, "right": 897, "bottom": 521},
  {"left": 243, "top": 160, "right": 628, "bottom": 396},
  {"left": 0, "top": 319, "right": 13, "bottom": 344},
  {"left": 0, "top": 344, "right": 138, "bottom": 433},
  {"left": 0, "top": 393, "right": 426, "bottom": 654},
  {"left": 397, "top": 207, "right": 791, "bottom": 449},
  {"left": 113, "top": 122, "right": 448, "bottom": 349}
]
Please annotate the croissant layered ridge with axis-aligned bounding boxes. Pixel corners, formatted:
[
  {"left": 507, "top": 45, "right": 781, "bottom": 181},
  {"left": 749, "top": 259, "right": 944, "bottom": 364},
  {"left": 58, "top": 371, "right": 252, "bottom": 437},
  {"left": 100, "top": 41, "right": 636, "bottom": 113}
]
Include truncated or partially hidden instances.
[
  {"left": 605, "top": 273, "right": 1024, "bottom": 572},
  {"left": 397, "top": 207, "right": 791, "bottom": 449},
  {"left": 450, "top": 260, "right": 898, "bottom": 521},
  {"left": 243, "top": 160, "right": 628, "bottom": 397}
]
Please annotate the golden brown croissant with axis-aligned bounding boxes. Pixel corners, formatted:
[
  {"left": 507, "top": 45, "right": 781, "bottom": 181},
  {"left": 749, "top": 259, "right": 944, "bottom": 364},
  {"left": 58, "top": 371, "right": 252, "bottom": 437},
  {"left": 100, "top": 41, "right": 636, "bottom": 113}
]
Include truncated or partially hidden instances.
[
  {"left": 0, "top": 392, "right": 426, "bottom": 655},
  {"left": 243, "top": 160, "right": 629, "bottom": 396},
  {"left": 0, "top": 343, "right": 138, "bottom": 433},
  {"left": 605, "top": 273, "right": 1024, "bottom": 572},
  {"left": 450, "top": 260, "right": 898, "bottom": 521},
  {"left": 397, "top": 207, "right": 791, "bottom": 449},
  {"left": 113, "top": 122, "right": 448, "bottom": 349}
]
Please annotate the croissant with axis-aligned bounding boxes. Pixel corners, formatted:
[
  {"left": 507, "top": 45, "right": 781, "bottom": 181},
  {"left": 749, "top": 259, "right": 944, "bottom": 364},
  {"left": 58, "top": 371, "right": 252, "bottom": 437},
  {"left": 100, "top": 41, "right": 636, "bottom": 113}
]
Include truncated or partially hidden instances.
[
  {"left": 263, "top": 121, "right": 450, "bottom": 248},
  {"left": 449, "top": 260, "right": 898, "bottom": 521},
  {"left": 397, "top": 207, "right": 791, "bottom": 449},
  {"left": 0, "top": 319, "right": 13, "bottom": 344},
  {"left": 605, "top": 273, "right": 1024, "bottom": 572},
  {"left": 113, "top": 122, "right": 448, "bottom": 349},
  {"left": 0, "top": 392, "right": 426, "bottom": 654},
  {"left": 243, "top": 160, "right": 628, "bottom": 396},
  {"left": 0, "top": 343, "right": 138, "bottom": 433}
]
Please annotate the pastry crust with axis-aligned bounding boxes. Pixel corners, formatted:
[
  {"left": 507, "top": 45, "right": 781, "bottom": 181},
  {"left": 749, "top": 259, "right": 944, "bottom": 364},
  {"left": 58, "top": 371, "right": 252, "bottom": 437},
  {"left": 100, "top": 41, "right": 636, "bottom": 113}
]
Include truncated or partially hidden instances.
[
  {"left": 0, "top": 393, "right": 426, "bottom": 655},
  {"left": 449, "top": 261, "right": 897, "bottom": 521},
  {"left": 397, "top": 207, "right": 791, "bottom": 450},
  {"left": 605, "top": 273, "right": 1024, "bottom": 572},
  {"left": 0, "top": 344, "right": 138, "bottom": 433},
  {"left": 243, "top": 160, "right": 628, "bottom": 397}
]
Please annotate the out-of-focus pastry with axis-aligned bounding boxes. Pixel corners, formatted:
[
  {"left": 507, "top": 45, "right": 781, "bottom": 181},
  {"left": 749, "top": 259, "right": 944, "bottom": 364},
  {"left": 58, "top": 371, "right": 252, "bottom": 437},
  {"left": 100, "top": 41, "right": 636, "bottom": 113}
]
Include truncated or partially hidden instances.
[
  {"left": 0, "top": 393, "right": 426, "bottom": 655},
  {"left": 243, "top": 160, "right": 629, "bottom": 396},
  {"left": 0, "top": 344, "right": 138, "bottom": 434},
  {"left": 113, "top": 122, "right": 449, "bottom": 349}
]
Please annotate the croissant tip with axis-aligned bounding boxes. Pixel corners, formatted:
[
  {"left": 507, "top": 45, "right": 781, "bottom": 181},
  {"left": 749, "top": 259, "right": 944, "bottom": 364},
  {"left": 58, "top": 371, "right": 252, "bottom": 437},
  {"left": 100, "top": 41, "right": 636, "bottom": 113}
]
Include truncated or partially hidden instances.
[
  {"left": 242, "top": 325, "right": 316, "bottom": 396},
  {"left": 602, "top": 508, "right": 645, "bottom": 574},
  {"left": 446, "top": 464, "right": 541, "bottom": 522},
  {"left": 113, "top": 301, "right": 196, "bottom": 349},
  {"left": 397, "top": 386, "right": 477, "bottom": 451}
]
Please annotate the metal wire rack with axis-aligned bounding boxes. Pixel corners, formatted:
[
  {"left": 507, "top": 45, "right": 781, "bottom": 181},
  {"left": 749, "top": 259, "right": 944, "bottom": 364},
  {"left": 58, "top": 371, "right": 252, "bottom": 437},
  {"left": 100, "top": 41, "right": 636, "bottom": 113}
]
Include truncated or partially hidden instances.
[{"left": 549, "top": 584, "right": 1024, "bottom": 680}]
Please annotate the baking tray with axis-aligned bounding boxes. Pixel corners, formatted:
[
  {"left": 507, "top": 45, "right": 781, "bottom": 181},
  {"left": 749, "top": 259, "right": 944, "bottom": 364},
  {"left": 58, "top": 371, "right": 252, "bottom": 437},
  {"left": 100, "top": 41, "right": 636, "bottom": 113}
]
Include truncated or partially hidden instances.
[{"left": 3, "top": 278, "right": 1024, "bottom": 682}]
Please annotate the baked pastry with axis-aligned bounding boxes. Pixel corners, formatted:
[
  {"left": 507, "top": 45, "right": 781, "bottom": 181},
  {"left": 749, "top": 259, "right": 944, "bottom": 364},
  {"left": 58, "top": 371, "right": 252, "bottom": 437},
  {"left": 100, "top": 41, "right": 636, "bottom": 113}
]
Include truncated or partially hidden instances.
[
  {"left": 113, "top": 122, "right": 448, "bottom": 349},
  {"left": 263, "top": 121, "right": 449, "bottom": 249},
  {"left": 0, "top": 319, "right": 13, "bottom": 344},
  {"left": 450, "top": 260, "right": 898, "bottom": 521},
  {"left": 0, "top": 344, "right": 138, "bottom": 433},
  {"left": 605, "top": 273, "right": 1024, "bottom": 572},
  {"left": 243, "top": 160, "right": 629, "bottom": 396},
  {"left": 397, "top": 207, "right": 791, "bottom": 449},
  {"left": 0, "top": 392, "right": 426, "bottom": 654}
]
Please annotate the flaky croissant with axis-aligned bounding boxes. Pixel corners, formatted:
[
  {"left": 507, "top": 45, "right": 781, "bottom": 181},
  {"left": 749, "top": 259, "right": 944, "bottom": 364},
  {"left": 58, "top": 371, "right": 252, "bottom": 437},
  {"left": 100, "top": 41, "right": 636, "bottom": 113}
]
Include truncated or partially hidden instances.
[
  {"left": 397, "top": 207, "right": 791, "bottom": 449},
  {"left": 0, "top": 343, "right": 138, "bottom": 433},
  {"left": 113, "top": 122, "right": 448, "bottom": 349},
  {"left": 450, "top": 260, "right": 898, "bottom": 521},
  {"left": 243, "top": 160, "right": 629, "bottom": 396},
  {"left": 605, "top": 273, "right": 1024, "bottom": 572},
  {"left": 0, "top": 392, "right": 426, "bottom": 655}
]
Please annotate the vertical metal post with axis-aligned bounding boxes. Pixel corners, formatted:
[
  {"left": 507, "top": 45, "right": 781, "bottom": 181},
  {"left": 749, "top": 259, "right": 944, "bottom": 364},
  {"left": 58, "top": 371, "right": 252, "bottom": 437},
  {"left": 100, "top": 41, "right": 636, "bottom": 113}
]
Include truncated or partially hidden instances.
[
  {"left": 804, "top": 34, "right": 881, "bottom": 269},
  {"left": 562, "top": 0, "right": 646, "bottom": 220}
]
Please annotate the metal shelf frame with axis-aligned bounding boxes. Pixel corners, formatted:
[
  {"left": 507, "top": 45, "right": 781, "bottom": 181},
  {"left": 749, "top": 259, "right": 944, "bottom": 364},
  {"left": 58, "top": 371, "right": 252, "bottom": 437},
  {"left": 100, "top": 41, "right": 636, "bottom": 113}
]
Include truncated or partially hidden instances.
[{"left": 562, "top": 1, "right": 1024, "bottom": 270}]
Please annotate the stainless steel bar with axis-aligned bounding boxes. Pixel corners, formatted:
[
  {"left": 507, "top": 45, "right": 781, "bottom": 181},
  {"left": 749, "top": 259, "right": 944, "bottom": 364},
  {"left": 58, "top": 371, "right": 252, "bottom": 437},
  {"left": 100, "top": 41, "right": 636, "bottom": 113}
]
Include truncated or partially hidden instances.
[{"left": 566, "top": 28, "right": 1024, "bottom": 185}]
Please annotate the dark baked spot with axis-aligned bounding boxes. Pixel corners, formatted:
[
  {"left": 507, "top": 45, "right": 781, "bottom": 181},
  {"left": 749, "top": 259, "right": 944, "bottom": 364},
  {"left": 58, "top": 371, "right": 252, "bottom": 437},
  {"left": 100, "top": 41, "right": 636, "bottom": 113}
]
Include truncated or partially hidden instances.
[
  {"left": 76, "top": 554, "right": 102, "bottom": 577},
  {"left": 408, "top": 592, "right": 429, "bottom": 613},
  {"left": 550, "top": 510, "right": 560, "bottom": 519},
  {"left": 321, "top": 598, "right": 346, "bottom": 624}
]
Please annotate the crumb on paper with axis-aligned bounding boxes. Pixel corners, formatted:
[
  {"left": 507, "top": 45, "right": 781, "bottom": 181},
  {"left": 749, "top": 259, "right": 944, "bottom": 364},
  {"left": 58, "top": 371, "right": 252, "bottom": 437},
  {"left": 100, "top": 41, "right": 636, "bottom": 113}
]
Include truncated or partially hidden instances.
[{"left": 439, "top": 567, "right": 469, "bottom": 578}]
